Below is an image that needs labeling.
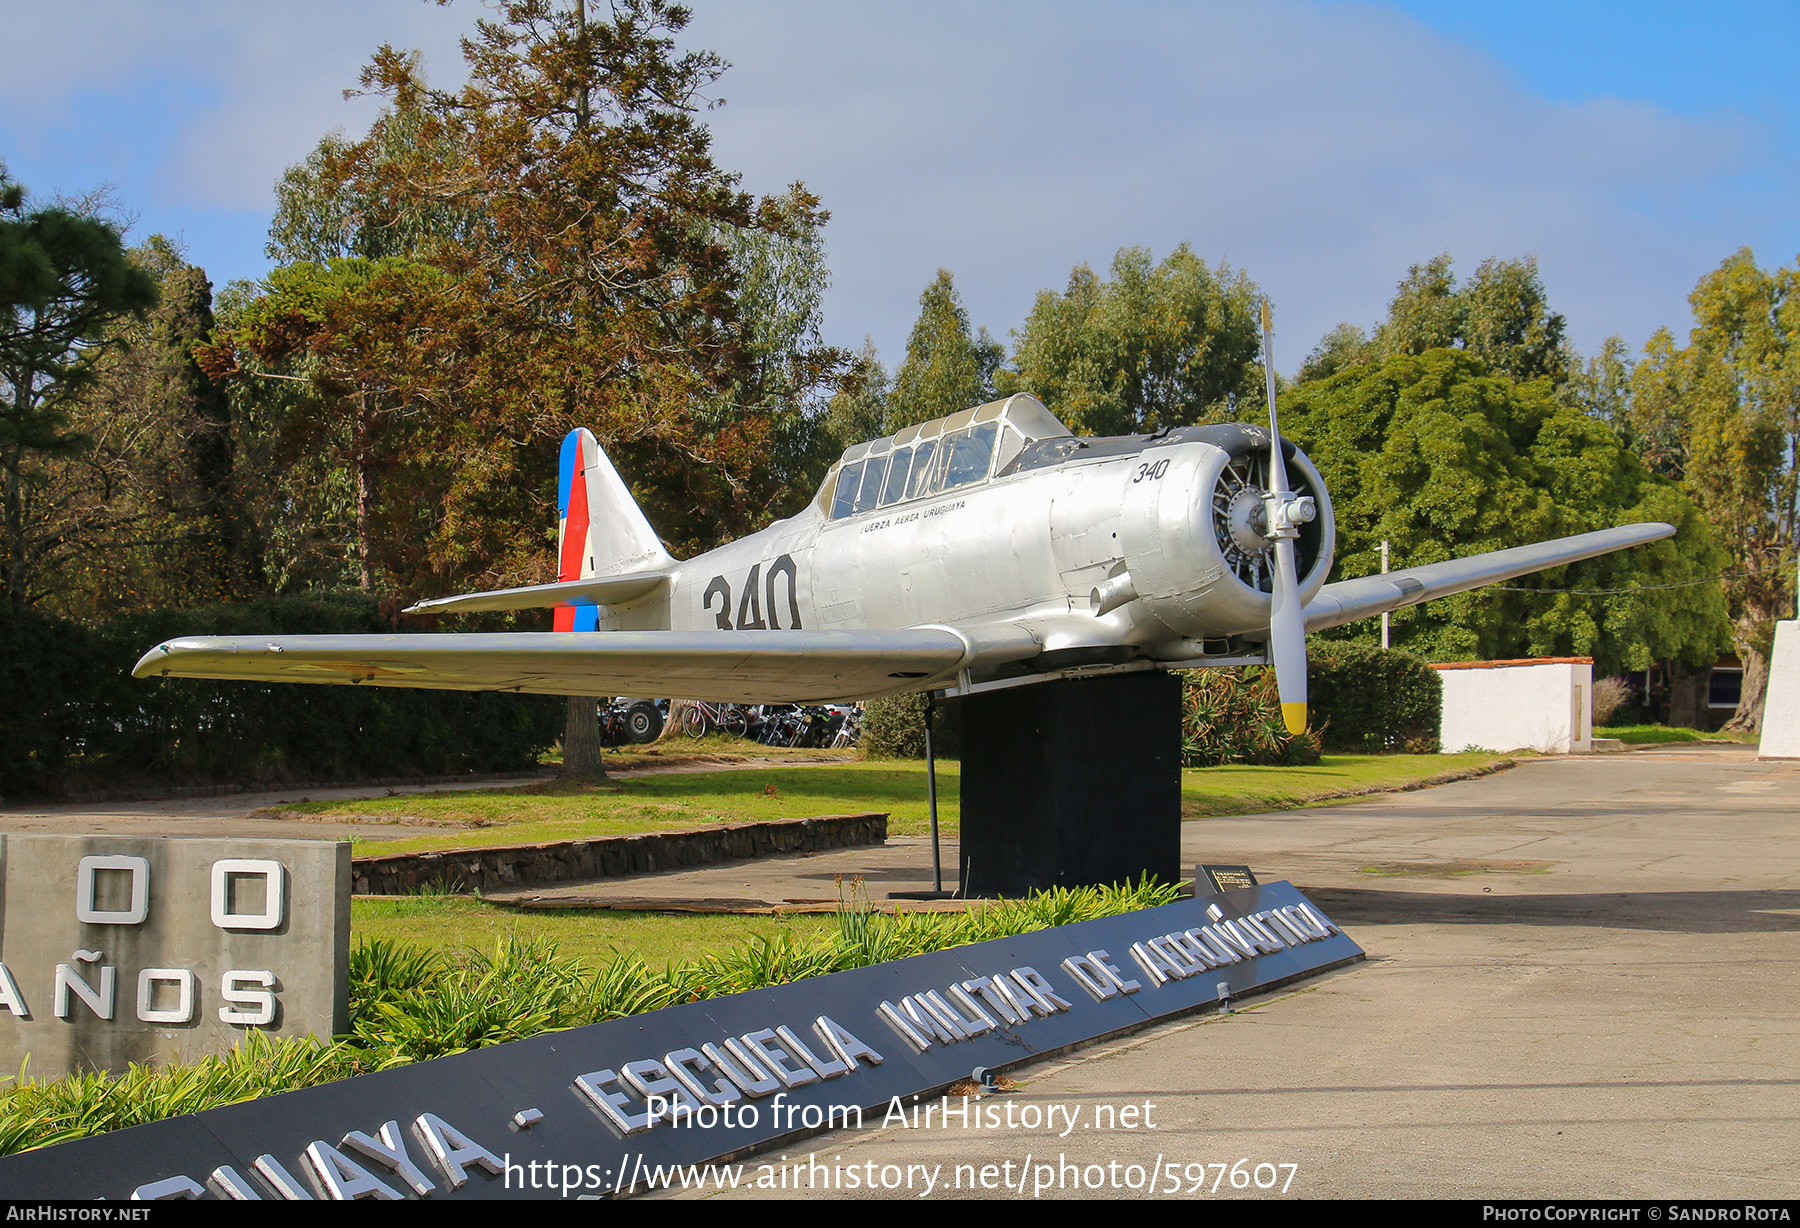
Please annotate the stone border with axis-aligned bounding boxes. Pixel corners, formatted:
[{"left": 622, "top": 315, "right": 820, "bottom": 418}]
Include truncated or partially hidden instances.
[{"left": 350, "top": 812, "right": 887, "bottom": 895}]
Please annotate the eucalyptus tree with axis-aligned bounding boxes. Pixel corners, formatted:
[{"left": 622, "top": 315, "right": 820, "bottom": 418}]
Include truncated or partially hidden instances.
[
  {"left": 887, "top": 269, "right": 1004, "bottom": 430},
  {"left": 1371, "top": 253, "right": 1571, "bottom": 386},
  {"left": 1002, "top": 245, "right": 1264, "bottom": 435},
  {"left": 1626, "top": 250, "right": 1797, "bottom": 730}
]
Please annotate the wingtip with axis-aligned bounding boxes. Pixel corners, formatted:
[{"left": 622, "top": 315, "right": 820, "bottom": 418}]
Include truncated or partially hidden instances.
[{"left": 131, "top": 643, "right": 173, "bottom": 680}]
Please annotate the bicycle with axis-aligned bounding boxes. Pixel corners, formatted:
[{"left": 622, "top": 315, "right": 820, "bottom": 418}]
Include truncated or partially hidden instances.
[{"left": 682, "top": 699, "right": 749, "bottom": 739}]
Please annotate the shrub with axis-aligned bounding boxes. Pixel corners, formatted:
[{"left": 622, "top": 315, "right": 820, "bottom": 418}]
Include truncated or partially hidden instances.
[
  {"left": 1306, "top": 643, "right": 1441, "bottom": 753},
  {"left": 859, "top": 690, "right": 962, "bottom": 758},
  {"left": 1591, "top": 676, "right": 1631, "bottom": 727},
  {"left": 1179, "top": 668, "right": 1321, "bottom": 767}
]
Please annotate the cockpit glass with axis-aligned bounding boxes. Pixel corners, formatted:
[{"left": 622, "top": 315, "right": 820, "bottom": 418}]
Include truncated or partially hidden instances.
[
  {"left": 907, "top": 440, "right": 940, "bottom": 499},
  {"left": 942, "top": 422, "right": 998, "bottom": 489},
  {"left": 881, "top": 447, "right": 913, "bottom": 505},
  {"left": 830, "top": 461, "right": 863, "bottom": 519},
  {"left": 854, "top": 454, "right": 889, "bottom": 514}
]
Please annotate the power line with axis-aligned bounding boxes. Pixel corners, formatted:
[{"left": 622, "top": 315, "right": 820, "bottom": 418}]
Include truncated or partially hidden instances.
[{"left": 1487, "top": 572, "right": 1754, "bottom": 596}]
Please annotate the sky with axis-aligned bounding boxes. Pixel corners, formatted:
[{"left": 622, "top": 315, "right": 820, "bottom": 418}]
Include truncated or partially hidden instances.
[{"left": 1, "top": 0, "right": 1794, "bottom": 376}]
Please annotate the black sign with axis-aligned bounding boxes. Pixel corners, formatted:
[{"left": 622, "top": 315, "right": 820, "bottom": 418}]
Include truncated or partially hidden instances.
[
  {"left": 1200, "top": 864, "right": 1259, "bottom": 894},
  {"left": 0, "top": 882, "right": 1359, "bottom": 1200}
]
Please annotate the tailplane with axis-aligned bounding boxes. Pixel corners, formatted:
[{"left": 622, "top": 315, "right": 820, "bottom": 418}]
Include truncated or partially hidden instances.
[{"left": 404, "top": 428, "right": 674, "bottom": 620}]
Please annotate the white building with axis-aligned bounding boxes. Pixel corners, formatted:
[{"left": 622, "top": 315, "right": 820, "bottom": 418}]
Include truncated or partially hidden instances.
[{"left": 1435, "top": 657, "right": 1593, "bottom": 754}]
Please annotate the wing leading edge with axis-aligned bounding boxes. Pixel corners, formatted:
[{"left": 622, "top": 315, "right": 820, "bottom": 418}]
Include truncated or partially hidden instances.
[
  {"left": 1301, "top": 522, "right": 1677, "bottom": 633},
  {"left": 131, "top": 628, "right": 1012, "bottom": 705}
]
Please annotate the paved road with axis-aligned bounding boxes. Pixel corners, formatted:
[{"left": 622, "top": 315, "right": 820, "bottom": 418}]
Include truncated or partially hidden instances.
[
  {"left": 651, "top": 745, "right": 1800, "bottom": 1200},
  {"left": 6, "top": 745, "right": 1793, "bottom": 1199}
]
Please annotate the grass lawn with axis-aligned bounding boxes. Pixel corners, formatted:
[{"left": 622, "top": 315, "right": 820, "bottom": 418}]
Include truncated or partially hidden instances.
[
  {"left": 288, "top": 751, "right": 1509, "bottom": 853},
  {"left": 1596, "top": 724, "right": 1753, "bottom": 745},
  {"left": 1178, "top": 751, "right": 1505, "bottom": 818},
  {"left": 337, "top": 753, "right": 1504, "bottom": 962},
  {"left": 351, "top": 896, "right": 836, "bottom": 967}
]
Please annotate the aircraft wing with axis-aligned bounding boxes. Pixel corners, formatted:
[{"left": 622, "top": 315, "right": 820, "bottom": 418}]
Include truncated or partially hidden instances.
[
  {"left": 1302, "top": 522, "right": 1677, "bottom": 633},
  {"left": 130, "top": 626, "right": 1038, "bottom": 705}
]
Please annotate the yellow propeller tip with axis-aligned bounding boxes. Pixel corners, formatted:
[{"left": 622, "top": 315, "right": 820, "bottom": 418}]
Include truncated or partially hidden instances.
[{"left": 1281, "top": 702, "right": 1307, "bottom": 736}]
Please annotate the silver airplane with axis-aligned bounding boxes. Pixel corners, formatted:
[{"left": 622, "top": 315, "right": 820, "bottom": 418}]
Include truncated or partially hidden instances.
[{"left": 134, "top": 308, "right": 1674, "bottom": 728}]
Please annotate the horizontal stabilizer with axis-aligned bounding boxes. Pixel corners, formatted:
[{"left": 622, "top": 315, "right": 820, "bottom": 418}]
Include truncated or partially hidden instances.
[
  {"left": 1302, "top": 522, "right": 1677, "bottom": 633},
  {"left": 133, "top": 628, "right": 987, "bottom": 704},
  {"left": 403, "top": 570, "right": 670, "bottom": 615}
]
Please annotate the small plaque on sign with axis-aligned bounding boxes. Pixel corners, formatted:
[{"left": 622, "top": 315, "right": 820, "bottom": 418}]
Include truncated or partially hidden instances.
[{"left": 1200, "top": 864, "right": 1259, "bottom": 894}]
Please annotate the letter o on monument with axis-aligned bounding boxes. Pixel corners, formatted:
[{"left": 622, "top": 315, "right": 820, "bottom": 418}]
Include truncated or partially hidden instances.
[
  {"left": 136, "top": 968, "right": 197, "bottom": 1024},
  {"left": 211, "top": 859, "right": 286, "bottom": 931},
  {"left": 75, "top": 855, "right": 150, "bottom": 925}
]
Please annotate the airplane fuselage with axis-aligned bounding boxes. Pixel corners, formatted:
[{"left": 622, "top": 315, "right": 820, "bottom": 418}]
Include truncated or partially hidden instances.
[{"left": 604, "top": 421, "right": 1335, "bottom": 673}]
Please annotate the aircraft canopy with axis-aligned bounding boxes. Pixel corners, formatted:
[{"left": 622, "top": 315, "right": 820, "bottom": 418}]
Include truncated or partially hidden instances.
[{"left": 814, "top": 393, "right": 1073, "bottom": 517}]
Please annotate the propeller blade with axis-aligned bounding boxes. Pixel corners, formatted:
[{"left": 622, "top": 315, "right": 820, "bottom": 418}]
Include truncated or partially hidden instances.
[
  {"left": 1269, "top": 537, "right": 1309, "bottom": 735},
  {"left": 1260, "top": 300, "right": 1308, "bottom": 736},
  {"left": 1261, "top": 300, "right": 1291, "bottom": 501}
]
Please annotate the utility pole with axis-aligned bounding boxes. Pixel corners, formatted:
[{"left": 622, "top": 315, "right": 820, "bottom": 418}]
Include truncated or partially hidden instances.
[{"left": 1381, "top": 540, "right": 1390, "bottom": 649}]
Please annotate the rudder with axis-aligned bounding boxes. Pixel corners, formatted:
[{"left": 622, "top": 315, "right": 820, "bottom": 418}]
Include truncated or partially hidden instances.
[{"left": 556, "top": 429, "right": 674, "bottom": 631}]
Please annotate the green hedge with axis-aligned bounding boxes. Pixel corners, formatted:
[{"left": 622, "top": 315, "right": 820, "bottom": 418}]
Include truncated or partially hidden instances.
[
  {"left": 0, "top": 594, "right": 561, "bottom": 796},
  {"left": 1307, "top": 643, "right": 1441, "bottom": 753},
  {"left": 857, "top": 645, "right": 1440, "bottom": 764},
  {"left": 859, "top": 690, "right": 963, "bottom": 758}
]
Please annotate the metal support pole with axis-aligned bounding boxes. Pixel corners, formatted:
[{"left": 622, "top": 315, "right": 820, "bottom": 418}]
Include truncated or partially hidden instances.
[
  {"left": 924, "top": 691, "right": 943, "bottom": 894},
  {"left": 889, "top": 691, "right": 954, "bottom": 900}
]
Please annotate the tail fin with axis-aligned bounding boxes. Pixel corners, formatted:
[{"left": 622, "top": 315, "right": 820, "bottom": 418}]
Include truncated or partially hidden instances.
[
  {"left": 557, "top": 428, "right": 674, "bottom": 581},
  {"left": 405, "top": 429, "right": 674, "bottom": 622},
  {"left": 555, "top": 428, "right": 674, "bottom": 631}
]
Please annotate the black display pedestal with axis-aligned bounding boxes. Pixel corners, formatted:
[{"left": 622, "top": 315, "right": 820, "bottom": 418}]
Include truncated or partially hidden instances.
[{"left": 956, "top": 669, "right": 1182, "bottom": 897}]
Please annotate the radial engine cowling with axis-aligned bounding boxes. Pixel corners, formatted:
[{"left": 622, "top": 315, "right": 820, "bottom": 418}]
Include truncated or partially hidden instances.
[{"left": 1117, "top": 425, "right": 1335, "bottom": 641}]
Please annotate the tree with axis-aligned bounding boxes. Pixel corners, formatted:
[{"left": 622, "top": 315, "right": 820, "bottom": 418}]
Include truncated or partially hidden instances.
[
  {"left": 200, "top": 257, "right": 458, "bottom": 597},
  {"left": 1626, "top": 250, "right": 1797, "bottom": 731},
  {"left": 1565, "top": 334, "right": 1634, "bottom": 427},
  {"left": 1370, "top": 254, "right": 1571, "bottom": 386},
  {"left": 0, "top": 165, "right": 158, "bottom": 605},
  {"left": 267, "top": 98, "right": 473, "bottom": 267},
  {"left": 693, "top": 186, "right": 849, "bottom": 522},
  {"left": 1001, "top": 245, "right": 1264, "bottom": 436},
  {"left": 292, "top": 0, "right": 834, "bottom": 775},
  {"left": 819, "top": 336, "right": 890, "bottom": 456},
  {"left": 1299, "top": 322, "right": 1374, "bottom": 384},
  {"left": 31, "top": 237, "right": 253, "bottom": 618},
  {"left": 305, "top": 0, "right": 828, "bottom": 574},
  {"left": 1283, "top": 348, "right": 1730, "bottom": 676},
  {"left": 886, "top": 269, "right": 1003, "bottom": 429}
]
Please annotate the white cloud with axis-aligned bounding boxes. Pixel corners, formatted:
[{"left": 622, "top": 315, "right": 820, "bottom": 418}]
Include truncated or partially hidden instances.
[
  {"left": 0, "top": 0, "right": 467, "bottom": 209},
  {"left": 1, "top": 0, "right": 1784, "bottom": 368},
  {"left": 684, "top": 0, "right": 1778, "bottom": 366}
]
